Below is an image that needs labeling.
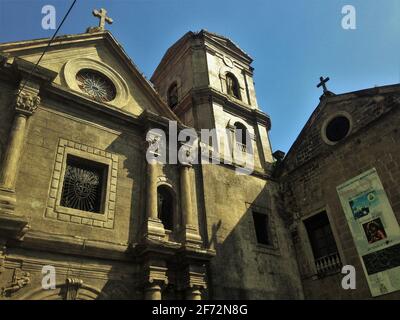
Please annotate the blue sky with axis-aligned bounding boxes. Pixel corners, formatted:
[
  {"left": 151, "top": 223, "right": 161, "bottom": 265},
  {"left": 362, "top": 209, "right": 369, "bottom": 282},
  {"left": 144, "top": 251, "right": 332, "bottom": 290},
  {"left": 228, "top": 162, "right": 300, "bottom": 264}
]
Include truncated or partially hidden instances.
[{"left": 1, "top": 0, "right": 399, "bottom": 153}]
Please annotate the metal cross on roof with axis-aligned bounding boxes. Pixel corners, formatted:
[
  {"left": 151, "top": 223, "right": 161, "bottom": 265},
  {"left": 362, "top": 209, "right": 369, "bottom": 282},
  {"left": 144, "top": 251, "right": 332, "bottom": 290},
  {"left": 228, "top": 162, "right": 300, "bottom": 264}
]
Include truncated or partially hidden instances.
[{"left": 317, "top": 76, "right": 330, "bottom": 93}]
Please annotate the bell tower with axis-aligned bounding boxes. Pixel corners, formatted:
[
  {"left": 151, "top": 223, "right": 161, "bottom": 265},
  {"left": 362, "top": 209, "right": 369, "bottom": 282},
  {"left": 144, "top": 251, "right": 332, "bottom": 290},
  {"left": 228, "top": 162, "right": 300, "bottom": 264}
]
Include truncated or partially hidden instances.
[{"left": 151, "top": 30, "right": 274, "bottom": 172}]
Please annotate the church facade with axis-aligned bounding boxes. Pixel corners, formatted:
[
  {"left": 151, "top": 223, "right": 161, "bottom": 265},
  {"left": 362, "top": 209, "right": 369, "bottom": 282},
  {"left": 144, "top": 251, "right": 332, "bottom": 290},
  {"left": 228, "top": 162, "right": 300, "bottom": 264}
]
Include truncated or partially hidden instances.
[{"left": 0, "top": 17, "right": 399, "bottom": 300}]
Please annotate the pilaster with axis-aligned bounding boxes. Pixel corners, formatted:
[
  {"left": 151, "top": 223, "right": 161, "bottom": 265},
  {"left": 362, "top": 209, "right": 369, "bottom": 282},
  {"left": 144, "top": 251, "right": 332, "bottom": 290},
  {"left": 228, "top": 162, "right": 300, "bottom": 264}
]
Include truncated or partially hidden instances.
[
  {"left": 179, "top": 163, "right": 202, "bottom": 247},
  {"left": 0, "top": 82, "right": 39, "bottom": 241},
  {"left": 142, "top": 259, "right": 168, "bottom": 300}
]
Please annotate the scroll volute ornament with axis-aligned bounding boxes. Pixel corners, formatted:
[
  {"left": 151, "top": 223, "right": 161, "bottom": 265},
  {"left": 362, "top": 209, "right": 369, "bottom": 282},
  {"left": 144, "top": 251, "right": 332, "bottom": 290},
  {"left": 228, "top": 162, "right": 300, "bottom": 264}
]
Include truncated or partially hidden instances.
[
  {"left": 14, "top": 91, "right": 41, "bottom": 116},
  {"left": 65, "top": 278, "right": 83, "bottom": 300},
  {"left": 1, "top": 268, "right": 31, "bottom": 297}
]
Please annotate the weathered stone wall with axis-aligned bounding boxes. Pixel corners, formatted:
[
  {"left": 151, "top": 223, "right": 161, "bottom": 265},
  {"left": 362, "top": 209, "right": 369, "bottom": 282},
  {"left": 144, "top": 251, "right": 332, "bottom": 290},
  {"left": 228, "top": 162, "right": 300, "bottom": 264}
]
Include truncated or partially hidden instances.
[
  {"left": 280, "top": 87, "right": 400, "bottom": 299},
  {"left": 201, "top": 164, "right": 303, "bottom": 299},
  {"left": 0, "top": 247, "right": 142, "bottom": 300},
  {"left": 16, "top": 98, "right": 147, "bottom": 244},
  {"left": 150, "top": 30, "right": 292, "bottom": 299},
  {"left": 0, "top": 74, "right": 185, "bottom": 299},
  {"left": 151, "top": 36, "right": 207, "bottom": 108}
]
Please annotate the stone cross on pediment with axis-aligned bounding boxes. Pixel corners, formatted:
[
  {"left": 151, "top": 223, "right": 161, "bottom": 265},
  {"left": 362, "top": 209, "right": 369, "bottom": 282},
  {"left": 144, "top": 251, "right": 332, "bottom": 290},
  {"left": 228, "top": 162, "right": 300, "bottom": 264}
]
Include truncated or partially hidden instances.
[{"left": 87, "top": 8, "right": 113, "bottom": 33}]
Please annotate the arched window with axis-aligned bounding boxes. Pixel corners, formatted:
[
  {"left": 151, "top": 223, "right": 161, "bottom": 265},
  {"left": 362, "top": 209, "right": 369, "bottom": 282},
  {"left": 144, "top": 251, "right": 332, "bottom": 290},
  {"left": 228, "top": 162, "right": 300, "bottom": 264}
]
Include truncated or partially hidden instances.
[
  {"left": 167, "top": 83, "right": 178, "bottom": 109},
  {"left": 234, "top": 122, "right": 251, "bottom": 152},
  {"left": 157, "top": 185, "right": 174, "bottom": 230},
  {"left": 226, "top": 73, "right": 240, "bottom": 99}
]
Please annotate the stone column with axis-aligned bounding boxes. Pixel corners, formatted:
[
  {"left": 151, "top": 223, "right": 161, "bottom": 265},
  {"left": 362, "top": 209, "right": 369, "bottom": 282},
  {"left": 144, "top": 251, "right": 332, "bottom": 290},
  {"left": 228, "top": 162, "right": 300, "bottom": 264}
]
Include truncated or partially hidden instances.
[
  {"left": 185, "top": 286, "right": 202, "bottom": 300},
  {"left": 143, "top": 149, "right": 165, "bottom": 240},
  {"left": 0, "top": 88, "right": 40, "bottom": 215},
  {"left": 144, "top": 283, "right": 163, "bottom": 300},
  {"left": 146, "top": 161, "right": 158, "bottom": 220},
  {"left": 0, "top": 113, "right": 27, "bottom": 190},
  {"left": 180, "top": 163, "right": 202, "bottom": 246},
  {"left": 180, "top": 164, "right": 194, "bottom": 226}
]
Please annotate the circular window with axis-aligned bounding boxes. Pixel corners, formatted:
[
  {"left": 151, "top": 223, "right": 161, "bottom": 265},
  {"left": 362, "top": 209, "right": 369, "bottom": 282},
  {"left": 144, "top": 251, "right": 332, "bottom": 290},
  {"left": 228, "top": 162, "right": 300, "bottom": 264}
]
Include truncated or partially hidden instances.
[
  {"left": 76, "top": 69, "right": 116, "bottom": 103},
  {"left": 325, "top": 115, "right": 351, "bottom": 143}
]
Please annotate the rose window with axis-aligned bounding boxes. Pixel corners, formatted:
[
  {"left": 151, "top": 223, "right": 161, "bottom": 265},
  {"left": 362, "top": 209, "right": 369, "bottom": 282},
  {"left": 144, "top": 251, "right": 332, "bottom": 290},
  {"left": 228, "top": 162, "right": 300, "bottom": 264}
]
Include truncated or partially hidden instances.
[{"left": 76, "top": 69, "right": 116, "bottom": 102}]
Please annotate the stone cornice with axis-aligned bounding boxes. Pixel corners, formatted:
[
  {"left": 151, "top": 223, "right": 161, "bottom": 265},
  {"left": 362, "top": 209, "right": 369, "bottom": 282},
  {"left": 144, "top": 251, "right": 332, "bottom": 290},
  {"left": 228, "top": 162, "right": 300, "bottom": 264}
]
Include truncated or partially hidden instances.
[
  {"left": 44, "top": 83, "right": 145, "bottom": 128},
  {"left": 139, "top": 109, "right": 176, "bottom": 130},
  {"left": 12, "top": 57, "right": 57, "bottom": 84},
  {"left": 0, "top": 31, "right": 180, "bottom": 124},
  {"left": 9, "top": 229, "right": 216, "bottom": 264},
  {"left": 201, "top": 30, "right": 253, "bottom": 62},
  {"left": 14, "top": 230, "right": 131, "bottom": 262},
  {"left": 44, "top": 84, "right": 195, "bottom": 140},
  {"left": 202, "top": 34, "right": 253, "bottom": 67},
  {"left": 191, "top": 86, "right": 271, "bottom": 130},
  {"left": 151, "top": 30, "right": 254, "bottom": 84}
]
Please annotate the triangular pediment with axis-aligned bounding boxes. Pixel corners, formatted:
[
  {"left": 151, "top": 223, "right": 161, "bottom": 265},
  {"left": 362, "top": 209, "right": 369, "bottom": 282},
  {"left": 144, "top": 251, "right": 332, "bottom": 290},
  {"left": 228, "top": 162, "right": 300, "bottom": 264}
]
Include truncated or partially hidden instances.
[
  {"left": 202, "top": 30, "right": 252, "bottom": 63},
  {"left": 0, "top": 31, "right": 179, "bottom": 121},
  {"left": 282, "top": 84, "right": 400, "bottom": 173}
]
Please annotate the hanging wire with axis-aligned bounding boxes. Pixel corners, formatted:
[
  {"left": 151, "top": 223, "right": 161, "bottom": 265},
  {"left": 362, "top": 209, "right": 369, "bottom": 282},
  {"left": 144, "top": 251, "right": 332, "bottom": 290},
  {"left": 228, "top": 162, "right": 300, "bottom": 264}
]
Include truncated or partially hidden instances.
[{"left": 17, "top": 0, "right": 78, "bottom": 95}]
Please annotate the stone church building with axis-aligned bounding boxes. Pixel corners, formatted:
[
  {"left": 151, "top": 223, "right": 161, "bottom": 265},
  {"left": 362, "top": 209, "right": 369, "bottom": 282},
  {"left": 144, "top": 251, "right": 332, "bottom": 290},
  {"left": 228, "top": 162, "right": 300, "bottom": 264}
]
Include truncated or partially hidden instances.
[{"left": 0, "top": 12, "right": 399, "bottom": 300}]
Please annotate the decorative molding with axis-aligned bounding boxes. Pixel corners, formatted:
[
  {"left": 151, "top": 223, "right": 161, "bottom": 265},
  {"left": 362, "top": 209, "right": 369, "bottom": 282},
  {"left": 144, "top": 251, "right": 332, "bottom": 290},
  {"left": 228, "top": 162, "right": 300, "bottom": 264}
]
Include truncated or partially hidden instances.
[
  {"left": 146, "top": 130, "right": 166, "bottom": 158},
  {"left": 147, "top": 265, "right": 168, "bottom": 285},
  {"left": 64, "top": 278, "right": 83, "bottom": 300},
  {"left": 223, "top": 55, "right": 234, "bottom": 68},
  {"left": 0, "top": 244, "right": 5, "bottom": 274},
  {"left": 1, "top": 268, "right": 30, "bottom": 297},
  {"left": 178, "top": 264, "right": 207, "bottom": 291},
  {"left": 45, "top": 138, "right": 118, "bottom": 229},
  {"left": 0, "top": 207, "right": 30, "bottom": 241},
  {"left": 62, "top": 57, "right": 130, "bottom": 108},
  {"left": 179, "top": 143, "right": 196, "bottom": 166},
  {"left": 4, "top": 255, "right": 135, "bottom": 281},
  {"left": 14, "top": 90, "right": 41, "bottom": 116},
  {"left": 143, "top": 260, "right": 168, "bottom": 288},
  {"left": 320, "top": 110, "right": 353, "bottom": 146},
  {"left": 156, "top": 176, "right": 174, "bottom": 188}
]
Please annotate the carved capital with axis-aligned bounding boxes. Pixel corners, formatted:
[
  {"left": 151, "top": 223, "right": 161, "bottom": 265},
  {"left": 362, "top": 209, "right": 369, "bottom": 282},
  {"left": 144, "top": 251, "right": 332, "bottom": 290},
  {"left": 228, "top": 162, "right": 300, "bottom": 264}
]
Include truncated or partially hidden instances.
[
  {"left": 0, "top": 205, "right": 30, "bottom": 241},
  {"left": 142, "top": 260, "right": 168, "bottom": 300},
  {"left": 145, "top": 264, "right": 168, "bottom": 286},
  {"left": 179, "top": 142, "right": 198, "bottom": 167},
  {"left": 14, "top": 91, "right": 41, "bottom": 116},
  {"left": 0, "top": 243, "right": 6, "bottom": 274},
  {"left": 175, "top": 263, "right": 207, "bottom": 298}
]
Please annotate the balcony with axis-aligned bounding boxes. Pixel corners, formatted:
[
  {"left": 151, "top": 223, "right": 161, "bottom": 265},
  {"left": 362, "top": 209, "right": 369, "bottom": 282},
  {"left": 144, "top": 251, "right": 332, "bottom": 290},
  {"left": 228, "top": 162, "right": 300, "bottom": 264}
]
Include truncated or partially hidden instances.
[
  {"left": 235, "top": 141, "right": 247, "bottom": 153},
  {"left": 315, "top": 252, "right": 342, "bottom": 277}
]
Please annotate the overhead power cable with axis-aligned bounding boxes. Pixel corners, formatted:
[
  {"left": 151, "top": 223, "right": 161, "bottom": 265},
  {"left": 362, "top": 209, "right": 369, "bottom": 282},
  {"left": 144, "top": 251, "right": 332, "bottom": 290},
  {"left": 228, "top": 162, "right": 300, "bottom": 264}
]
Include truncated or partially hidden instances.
[{"left": 17, "top": 0, "right": 78, "bottom": 95}]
